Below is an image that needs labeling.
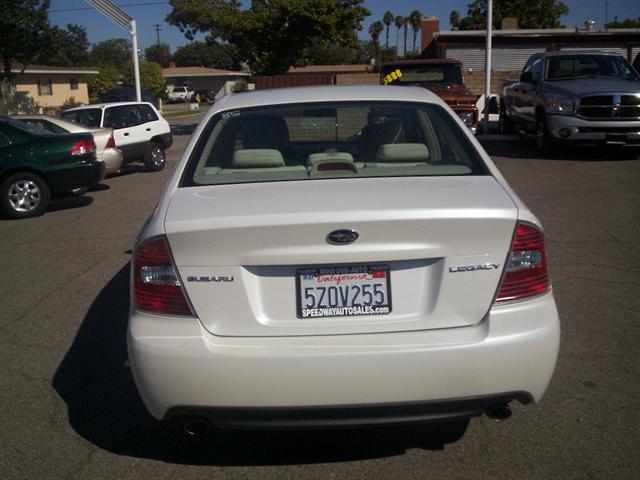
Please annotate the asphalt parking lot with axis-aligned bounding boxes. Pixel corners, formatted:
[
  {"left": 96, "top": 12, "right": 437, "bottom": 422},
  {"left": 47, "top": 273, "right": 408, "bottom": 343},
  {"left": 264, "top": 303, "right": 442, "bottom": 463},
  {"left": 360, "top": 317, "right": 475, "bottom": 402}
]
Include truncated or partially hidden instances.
[{"left": 1, "top": 114, "right": 639, "bottom": 480}]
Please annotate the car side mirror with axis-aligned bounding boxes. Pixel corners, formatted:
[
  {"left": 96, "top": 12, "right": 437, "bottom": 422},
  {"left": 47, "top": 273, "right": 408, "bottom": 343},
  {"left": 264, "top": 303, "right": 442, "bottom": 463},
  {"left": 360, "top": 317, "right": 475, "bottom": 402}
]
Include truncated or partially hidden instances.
[{"left": 520, "top": 71, "right": 536, "bottom": 84}]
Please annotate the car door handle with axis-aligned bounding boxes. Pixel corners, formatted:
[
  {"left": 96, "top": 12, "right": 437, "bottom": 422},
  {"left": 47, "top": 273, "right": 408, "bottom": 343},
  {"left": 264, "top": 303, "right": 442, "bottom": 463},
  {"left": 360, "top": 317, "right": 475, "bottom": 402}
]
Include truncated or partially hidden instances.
[
  {"left": 146, "top": 127, "right": 151, "bottom": 131},
  {"left": 123, "top": 132, "right": 130, "bottom": 136}
]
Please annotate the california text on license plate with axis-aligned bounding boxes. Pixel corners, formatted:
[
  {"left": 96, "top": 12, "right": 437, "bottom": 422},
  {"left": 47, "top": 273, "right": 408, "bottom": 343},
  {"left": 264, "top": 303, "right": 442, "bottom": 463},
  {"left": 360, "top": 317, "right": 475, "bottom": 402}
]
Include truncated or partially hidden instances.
[{"left": 296, "top": 265, "right": 392, "bottom": 318}]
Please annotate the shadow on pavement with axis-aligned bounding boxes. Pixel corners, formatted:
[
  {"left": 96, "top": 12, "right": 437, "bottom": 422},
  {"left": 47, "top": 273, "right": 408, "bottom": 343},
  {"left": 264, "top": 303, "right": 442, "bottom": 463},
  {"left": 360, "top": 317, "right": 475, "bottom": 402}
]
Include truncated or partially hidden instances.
[
  {"left": 481, "top": 139, "right": 640, "bottom": 161},
  {"left": 53, "top": 264, "right": 467, "bottom": 466},
  {"left": 48, "top": 194, "right": 93, "bottom": 212},
  {"left": 171, "top": 123, "right": 199, "bottom": 136}
]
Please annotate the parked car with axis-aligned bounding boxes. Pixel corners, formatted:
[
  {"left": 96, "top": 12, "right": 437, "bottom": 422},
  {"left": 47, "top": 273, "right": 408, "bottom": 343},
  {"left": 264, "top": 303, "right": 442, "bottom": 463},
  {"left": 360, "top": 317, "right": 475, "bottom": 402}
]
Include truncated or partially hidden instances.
[
  {"left": 381, "top": 59, "right": 479, "bottom": 133},
  {"left": 0, "top": 117, "right": 103, "bottom": 218},
  {"left": 167, "top": 86, "right": 194, "bottom": 103},
  {"left": 99, "top": 87, "right": 160, "bottom": 109},
  {"left": 61, "top": 102, "right": 172, "bottom": 171},
  {"left": 500, "top": 50, "right": 640, "bottom": 153},
  {"left": 13, "top": 115, "right": 123, "bottom": 176},
  {"left": 128, "top": 86, "right": 560, "bottom": 439}
]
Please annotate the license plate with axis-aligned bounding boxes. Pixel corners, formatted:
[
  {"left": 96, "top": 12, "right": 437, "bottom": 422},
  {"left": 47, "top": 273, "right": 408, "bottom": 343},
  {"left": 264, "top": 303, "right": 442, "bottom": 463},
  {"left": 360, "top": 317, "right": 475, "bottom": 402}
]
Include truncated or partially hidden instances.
[{"left": 296, "top": 265, "right": 392, "bottom": 318}]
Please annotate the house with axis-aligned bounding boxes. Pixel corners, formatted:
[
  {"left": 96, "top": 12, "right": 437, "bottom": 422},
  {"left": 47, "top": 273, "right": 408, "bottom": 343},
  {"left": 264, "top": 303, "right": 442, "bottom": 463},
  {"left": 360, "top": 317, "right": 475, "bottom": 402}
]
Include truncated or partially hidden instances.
[
  {"left": 10, "top": 65, "right": 98, "bottom": 109},
  {"left": 162, "top": 65, "right": 249, "bottom": 99},
  {"left": 419, "top": 16, "right": 640, "bottom": 94}
]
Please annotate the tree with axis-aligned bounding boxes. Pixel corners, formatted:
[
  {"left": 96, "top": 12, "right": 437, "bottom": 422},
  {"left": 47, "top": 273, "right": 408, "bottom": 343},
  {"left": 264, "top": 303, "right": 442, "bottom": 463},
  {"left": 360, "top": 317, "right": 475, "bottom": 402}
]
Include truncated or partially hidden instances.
[
  {"left": 455, "top": 0, "right": 569, "bottom": 30},
  {"left": 369, "top": 21, "right": 384, "bottom": 48},
  {"left": 409, "top": 10, "right": 422, "bottom": 52},
  {"left": 605, "top": 16, "right": 640, "bottom": 28},
  {"left": 383, "top": 11, "right": 394, "bottom": 47},
  {"left": 123, "top": 61, "right": 166, "bottom": 98},
  {"left": 172, "top": 41, "right": 240, "bottom": 70},
  {"left": 403, "top": 17, "right": 409, "bottom": 56},
  {"left": 0, "top": 0, "right": 50, "bottom": 113},
  {"left": 144, "top": 43, "right": 172, "bottom": 68},
  {"left": 300, "top": 38, "right": 360, "bottom": 66},
  {"left": 166, "top": 0, "right": 370, "bottom": 74},
  {"left": 394, "top": 15, "right": 403, "bottom": 54},
  {"left": 87, "top": 65, "right": 119, "bottom": 102},
  {"left": 36, "top": 24, "right": 90, "bottom": 67},
  {"left": 450, "top": 10, "right": 461, "bottom": 30},
  {"left": 89, "top": 39, "right": 132, "bottom": 70}
]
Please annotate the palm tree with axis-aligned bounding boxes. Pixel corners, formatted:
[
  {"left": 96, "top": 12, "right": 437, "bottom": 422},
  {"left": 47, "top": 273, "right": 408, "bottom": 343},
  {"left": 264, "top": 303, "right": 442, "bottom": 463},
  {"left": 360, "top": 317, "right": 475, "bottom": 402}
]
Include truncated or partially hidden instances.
[
  {"left": 410, "top": 10, "right": 422, "bottom": 52},
  {"left": 394, "top": 15, "right": 403, "bottom": 54},
  {"left": 450, "top": 10, "right": 461, "bottom": 30},
  {"left": 369, "top": 20, "right": 384, "bottom": 49},
  {"left": 383, "top": 11, "right": 394, "bottom": 48},
  {"left": 403, "top": 17, "right": 409, "bottom": 56}
]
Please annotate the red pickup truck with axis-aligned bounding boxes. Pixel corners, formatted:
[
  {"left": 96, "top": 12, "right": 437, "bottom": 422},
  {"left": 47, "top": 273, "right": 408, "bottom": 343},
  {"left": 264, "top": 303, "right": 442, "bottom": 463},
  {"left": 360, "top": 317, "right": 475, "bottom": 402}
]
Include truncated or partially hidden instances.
[{"left": 381, "top": 59, "right": 478, "bottom": 134}]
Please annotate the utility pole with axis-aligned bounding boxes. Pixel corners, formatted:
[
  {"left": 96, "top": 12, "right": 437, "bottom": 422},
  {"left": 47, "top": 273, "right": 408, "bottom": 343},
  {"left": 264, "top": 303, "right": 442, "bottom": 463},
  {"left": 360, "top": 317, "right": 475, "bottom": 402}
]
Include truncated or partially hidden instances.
[
  {"left": 484, "top": 0, "right": 492, "bottom": 133},
  {"left": 153, "top": 24, "right": 162, "bottom": 46}
]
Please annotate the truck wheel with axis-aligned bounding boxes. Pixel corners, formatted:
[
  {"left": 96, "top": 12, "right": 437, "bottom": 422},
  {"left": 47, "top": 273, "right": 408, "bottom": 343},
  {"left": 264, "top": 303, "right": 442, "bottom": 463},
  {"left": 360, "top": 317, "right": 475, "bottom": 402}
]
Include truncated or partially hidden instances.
[
  {"left": 535, "top": 116, "right": 555, "bottom": 155},
  {"left": 499, "top": 107, "right": 514, "bottom": 134},
  {"left": 145, "top": 142, "right": 166, "bottom": 172},
  {"left": 1, "top": 172, "right": 50, "bottom": 219}
]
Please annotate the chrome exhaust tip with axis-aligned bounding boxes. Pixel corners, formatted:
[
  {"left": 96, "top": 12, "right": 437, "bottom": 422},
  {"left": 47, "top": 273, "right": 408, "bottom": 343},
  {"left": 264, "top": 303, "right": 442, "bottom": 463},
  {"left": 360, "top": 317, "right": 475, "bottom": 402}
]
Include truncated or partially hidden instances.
[
  {"left": 485, "top": 404, "right": 512, "bottom": 421},
  {"left": 183, "top": 418, "right": 212, "bottom": 437}
]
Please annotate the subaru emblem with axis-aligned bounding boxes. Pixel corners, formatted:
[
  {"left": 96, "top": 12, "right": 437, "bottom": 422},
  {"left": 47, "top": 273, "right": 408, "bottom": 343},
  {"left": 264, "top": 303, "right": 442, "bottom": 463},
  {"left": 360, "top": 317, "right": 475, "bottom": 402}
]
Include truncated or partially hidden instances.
[{"left": 326, "top": 229, "right": 359, "bottom": 245}]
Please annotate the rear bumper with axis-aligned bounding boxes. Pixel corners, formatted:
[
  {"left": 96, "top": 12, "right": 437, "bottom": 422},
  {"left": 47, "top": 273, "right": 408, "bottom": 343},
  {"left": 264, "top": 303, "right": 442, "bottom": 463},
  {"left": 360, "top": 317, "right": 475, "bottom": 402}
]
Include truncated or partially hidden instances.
[
  {"left": 128, "top": 292, "right": 560, "bottom": 423},
  {"left": 166, "top": 392, "right": 531, "bottom": 429},
  {"left": 98, "top": 148, "right": 123, "bottom": 175},
  {"left": 546, "top": 115, "right": 640, "bottom": 146},
  {"left": 48, "top": 160, "right": 104, "bottom": 194}
]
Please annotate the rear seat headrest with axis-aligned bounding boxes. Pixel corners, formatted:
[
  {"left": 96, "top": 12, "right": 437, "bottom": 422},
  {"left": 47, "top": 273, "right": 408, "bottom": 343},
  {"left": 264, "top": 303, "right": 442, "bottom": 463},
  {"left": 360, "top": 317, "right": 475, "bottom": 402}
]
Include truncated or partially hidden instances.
[
  {"left": 307, "top": 152, "right": 354, "bottom": 166},
  {"left": 232, "top": 149, "right": 285, "bottom": 168},
  {"left": 375, "top": 143, "right": 430, "bottom": 163}
]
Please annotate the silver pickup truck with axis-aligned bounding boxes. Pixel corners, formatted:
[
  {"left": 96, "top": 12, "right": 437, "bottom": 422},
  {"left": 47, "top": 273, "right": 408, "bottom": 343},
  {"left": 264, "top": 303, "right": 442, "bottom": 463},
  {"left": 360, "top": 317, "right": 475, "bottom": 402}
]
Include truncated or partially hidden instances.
[{"left": 500, "top": 50, "right": 640, "bottom": 154}]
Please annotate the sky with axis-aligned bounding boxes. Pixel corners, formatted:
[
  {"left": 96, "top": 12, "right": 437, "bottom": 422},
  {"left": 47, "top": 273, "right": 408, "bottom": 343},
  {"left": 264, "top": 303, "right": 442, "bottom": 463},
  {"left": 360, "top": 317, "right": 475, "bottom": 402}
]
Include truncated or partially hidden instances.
[{"left": 48, "top": 0, "right": 640, "bottom": 54}]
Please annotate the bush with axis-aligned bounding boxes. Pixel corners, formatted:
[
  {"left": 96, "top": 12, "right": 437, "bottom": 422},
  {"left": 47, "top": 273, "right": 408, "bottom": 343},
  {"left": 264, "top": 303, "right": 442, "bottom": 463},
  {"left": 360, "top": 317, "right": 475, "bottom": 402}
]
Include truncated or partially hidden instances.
[
  {"left": 61, "top": 96, "right": 82, "bottom": 110},
  {"left": 232, "top": 79, "right": 248, "bottom": 93}
]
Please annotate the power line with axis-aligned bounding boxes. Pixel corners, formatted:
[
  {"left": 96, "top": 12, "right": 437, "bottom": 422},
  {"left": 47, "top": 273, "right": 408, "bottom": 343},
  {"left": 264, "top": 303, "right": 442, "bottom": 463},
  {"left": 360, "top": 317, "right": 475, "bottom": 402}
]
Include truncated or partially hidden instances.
[{"left": 49, "top": 1, "right": 169, "bottom": 13}]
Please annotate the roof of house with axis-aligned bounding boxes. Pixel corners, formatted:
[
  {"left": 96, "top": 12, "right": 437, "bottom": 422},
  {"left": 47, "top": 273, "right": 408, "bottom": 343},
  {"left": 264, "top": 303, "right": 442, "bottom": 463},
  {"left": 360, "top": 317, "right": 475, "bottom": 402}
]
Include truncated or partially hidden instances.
[
  {"left": 433, "top": 28, "right": 640, "bottom": 44},
  {"left": 11, "top": 65, "right": 99, "bottom": 75},
  {"left": 287, "top": 64, "right": 372, "bottom": 74},
  {"left": 162, "top": 66, "right": 249, "bottom": 77},
  {"left": 383, "top": 59, "right": 462, "bottom": 67}
]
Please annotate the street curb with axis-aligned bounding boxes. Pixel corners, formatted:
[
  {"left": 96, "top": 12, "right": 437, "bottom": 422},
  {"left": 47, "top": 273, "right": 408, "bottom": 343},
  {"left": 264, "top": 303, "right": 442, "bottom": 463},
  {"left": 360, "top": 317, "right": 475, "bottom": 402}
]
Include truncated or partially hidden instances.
[{"left": 476, "top": 134, "right": 519, "bottom": 141}]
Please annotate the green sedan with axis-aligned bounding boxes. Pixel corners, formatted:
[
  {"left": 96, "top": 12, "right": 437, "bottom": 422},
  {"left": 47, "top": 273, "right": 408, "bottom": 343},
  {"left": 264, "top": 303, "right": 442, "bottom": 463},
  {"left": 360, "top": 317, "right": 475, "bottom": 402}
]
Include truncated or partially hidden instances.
[{"left": 0, "top": 117, "right": 104, "bottom": 219}]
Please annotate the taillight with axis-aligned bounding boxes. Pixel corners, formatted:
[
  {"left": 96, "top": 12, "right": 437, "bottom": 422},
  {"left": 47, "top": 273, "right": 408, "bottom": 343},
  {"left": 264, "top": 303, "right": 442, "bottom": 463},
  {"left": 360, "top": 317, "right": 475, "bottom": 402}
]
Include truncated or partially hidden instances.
[
  {"left": 133, "top": 236, "right": 193, "bottom": 316},
  {"left": 495, "top": 223, "right": 550, "bottom": 303},
  {"left": 71, "top": 139, "right": 96, "bottom": 156},
  {"left": 105, "top": 135, "right": 116, "bottom": 149}
]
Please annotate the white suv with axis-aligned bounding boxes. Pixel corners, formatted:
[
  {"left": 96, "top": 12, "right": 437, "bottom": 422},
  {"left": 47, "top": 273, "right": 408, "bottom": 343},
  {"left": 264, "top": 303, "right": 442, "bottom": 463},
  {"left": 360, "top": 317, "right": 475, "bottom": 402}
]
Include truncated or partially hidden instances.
[{"left": 61, "top": 102, "right": 172, "bottom": 171}]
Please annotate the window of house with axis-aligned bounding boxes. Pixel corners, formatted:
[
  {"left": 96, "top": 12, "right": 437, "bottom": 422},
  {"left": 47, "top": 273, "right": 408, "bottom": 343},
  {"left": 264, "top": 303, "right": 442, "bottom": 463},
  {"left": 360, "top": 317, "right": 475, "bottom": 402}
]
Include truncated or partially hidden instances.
[
  {"left": 37, "top": 79, "right": 53, "bottom": 96},
  {"left": 70, "top": 78, "right": 79, "bottom": 90}
]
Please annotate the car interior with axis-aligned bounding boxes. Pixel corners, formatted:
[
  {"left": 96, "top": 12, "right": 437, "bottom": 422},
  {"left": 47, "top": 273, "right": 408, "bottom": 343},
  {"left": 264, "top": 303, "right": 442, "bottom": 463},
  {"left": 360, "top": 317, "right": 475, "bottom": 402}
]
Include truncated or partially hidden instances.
[{"left": 189, "top": 103, "right": 483, "bottom": 185}]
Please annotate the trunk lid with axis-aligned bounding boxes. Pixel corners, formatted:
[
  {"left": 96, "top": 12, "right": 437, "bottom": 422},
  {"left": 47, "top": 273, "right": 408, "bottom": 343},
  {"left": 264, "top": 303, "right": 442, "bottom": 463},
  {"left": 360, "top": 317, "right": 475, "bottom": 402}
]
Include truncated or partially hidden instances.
[{"left": 165, "top": 176, "right": 517, "bottom": 337}]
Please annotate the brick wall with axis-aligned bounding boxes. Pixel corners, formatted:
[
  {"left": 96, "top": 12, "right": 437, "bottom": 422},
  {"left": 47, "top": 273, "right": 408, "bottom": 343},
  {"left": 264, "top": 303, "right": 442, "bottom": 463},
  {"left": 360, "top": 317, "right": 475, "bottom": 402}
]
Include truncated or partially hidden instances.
[
  {"left": 335, "top": 73, "right": 379, "bottom": 85},
  {"left": 464, "top": 70, "right": 520, "bottom": 95}
]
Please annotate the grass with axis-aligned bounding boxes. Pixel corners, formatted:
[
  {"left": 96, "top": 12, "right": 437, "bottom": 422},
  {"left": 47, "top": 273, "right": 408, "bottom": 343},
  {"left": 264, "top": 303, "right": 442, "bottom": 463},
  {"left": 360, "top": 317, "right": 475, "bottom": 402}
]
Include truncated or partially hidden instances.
[{"left": 162, "top": 110, "right": 203, "bottom": 119}]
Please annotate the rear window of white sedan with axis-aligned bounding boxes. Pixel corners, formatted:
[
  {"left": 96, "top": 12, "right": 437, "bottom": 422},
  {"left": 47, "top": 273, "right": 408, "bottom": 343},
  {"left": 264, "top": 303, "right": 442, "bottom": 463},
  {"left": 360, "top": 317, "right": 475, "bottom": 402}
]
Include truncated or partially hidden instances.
[{"left": 182, "top": 102, "right": 487, "bottom": 186}]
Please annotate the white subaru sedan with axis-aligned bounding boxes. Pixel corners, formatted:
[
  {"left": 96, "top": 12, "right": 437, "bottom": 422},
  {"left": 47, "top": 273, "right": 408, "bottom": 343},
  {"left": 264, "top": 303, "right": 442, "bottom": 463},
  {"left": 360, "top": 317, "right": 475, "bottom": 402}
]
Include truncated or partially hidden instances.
[{"left": 128, "top": 86, "right": 560, "bottom": 437}]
